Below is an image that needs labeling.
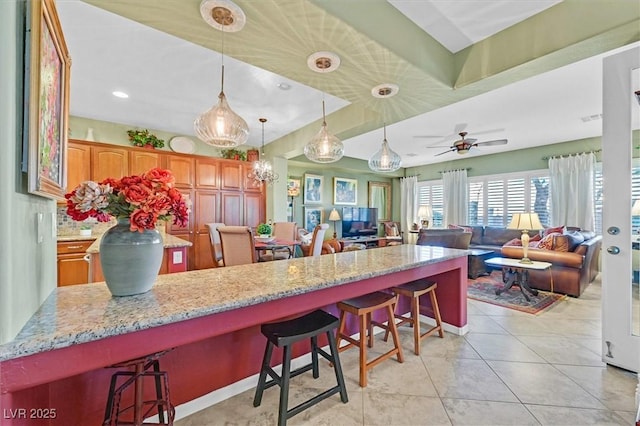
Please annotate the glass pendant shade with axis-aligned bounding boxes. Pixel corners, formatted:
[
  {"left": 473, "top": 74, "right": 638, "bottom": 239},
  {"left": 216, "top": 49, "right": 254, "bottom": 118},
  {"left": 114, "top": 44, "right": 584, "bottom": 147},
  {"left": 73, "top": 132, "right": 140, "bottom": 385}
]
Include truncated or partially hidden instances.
[
  {"left": 368, "top": 125, "right": 402, "bottom": 172},
  {"left": 248, "top": 118, "right": 278, "bottom": 185},
  {"left": 304, "top": 101, "right": 344, "bottom": 163},
  {"left": 195, "top": 88, "right": 249, "bottom": 148}
]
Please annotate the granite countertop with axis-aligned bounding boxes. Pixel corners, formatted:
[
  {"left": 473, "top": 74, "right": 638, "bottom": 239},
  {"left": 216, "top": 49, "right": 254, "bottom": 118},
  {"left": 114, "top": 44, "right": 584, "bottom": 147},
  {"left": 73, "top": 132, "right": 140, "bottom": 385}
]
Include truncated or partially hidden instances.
[
  {"left": 86, "top": 233, "right": 192, "bottom": 253},
  {"left": 0, "top": 245, "right": 467, "bottom": 362}
]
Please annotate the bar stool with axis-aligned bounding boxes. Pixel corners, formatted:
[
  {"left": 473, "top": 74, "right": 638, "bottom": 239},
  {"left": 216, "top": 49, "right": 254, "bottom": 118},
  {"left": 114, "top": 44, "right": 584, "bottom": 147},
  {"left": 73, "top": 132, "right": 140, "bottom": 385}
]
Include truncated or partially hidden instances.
[
  {"left": 336, "top": 292, "right": 404, "bottom": 387},
  {"left": 385, "top": 280, "right": 444, "bottom": 355},
  {"left": 103, "top": 350, "right": 175, "bottom": 426},
  {"left": 253, "top": 309, "right": 348, "bottom": 426}
]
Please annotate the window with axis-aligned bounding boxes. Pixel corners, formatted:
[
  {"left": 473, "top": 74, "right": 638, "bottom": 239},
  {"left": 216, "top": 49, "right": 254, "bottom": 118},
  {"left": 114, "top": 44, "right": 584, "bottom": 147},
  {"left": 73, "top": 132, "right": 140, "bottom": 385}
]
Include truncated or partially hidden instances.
[{"left": 419, "top": 170, "right": 550, "bottom": 228}]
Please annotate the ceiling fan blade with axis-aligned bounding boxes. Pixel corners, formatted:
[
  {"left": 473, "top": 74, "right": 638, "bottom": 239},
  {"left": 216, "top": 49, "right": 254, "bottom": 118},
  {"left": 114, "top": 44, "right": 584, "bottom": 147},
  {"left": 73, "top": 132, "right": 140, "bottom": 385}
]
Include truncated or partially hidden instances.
[
  {"left": 434, "top": 148, "right": 455, "bottom": 156},
  {"left": 425, "top": 145, "right": 454, "bottom": 149},
  {"left": 476, "top": 139, "right": 508, "bottom": 146}
]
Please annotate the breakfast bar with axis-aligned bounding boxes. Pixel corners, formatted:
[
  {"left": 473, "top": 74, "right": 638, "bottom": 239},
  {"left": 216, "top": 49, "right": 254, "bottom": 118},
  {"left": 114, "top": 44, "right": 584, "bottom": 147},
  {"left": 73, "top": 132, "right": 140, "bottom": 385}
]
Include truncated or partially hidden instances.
[{"left": 0, "top": 245, "right": 468, "bottom": 425}]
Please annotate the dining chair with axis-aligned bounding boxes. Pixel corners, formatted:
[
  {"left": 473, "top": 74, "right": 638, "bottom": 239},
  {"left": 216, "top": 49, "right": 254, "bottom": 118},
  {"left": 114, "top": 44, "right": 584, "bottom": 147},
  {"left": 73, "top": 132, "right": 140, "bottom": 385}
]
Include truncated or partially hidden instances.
[
  {"left": 205, "top": 222, "right": 225, "bottom": 267},
  {"left": 217, "top": 226, "right": 257, "bottom": 266},
  {"left": 259, "top": 222, "right": 298, "bottom": 261},
  {"left": 308, "top": 224, "right": 329, "bottom": 257}
]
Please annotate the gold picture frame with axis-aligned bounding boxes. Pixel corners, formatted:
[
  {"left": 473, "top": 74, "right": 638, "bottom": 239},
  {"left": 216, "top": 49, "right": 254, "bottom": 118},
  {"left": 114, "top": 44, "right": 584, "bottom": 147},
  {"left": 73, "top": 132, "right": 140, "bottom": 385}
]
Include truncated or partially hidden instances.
[{"left": 27, "top": 0, "right": 71, "bottom": 200}]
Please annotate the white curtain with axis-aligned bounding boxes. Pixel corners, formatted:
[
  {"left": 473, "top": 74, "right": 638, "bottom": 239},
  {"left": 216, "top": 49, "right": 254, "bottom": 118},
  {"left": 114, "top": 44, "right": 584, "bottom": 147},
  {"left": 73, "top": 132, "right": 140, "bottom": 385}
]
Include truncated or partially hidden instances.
[
  {"left": 400, "top": 176, "right": 418, "bottom": 234},
  {"left": 549, "top": 152, "right": 595, "bottom": 230},
  {"left": 442, "top": 169, "right": 468, "bottom": 226}
]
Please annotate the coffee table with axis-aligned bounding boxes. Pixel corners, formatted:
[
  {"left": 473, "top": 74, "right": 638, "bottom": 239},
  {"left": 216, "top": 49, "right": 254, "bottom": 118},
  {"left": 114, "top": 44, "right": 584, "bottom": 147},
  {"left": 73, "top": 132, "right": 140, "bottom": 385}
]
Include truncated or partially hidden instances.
[{"left": 484, "top": 257, "right": 552, "bottom": 302}]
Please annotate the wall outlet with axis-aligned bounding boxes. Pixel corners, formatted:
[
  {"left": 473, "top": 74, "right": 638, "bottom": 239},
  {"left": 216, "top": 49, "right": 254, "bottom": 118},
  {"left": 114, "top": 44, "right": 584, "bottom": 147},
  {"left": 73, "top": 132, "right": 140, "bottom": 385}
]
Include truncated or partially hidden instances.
[{"left": 172, "top": 250, "right": 183, "bottom": 265}]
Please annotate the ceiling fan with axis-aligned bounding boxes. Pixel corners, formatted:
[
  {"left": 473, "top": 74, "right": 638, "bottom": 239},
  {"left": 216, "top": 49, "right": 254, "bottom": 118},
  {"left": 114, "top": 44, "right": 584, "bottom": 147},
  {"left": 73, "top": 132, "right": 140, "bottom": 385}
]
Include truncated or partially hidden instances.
[{"left": 428, "top": 132, "right": 508, "bottom": 156}]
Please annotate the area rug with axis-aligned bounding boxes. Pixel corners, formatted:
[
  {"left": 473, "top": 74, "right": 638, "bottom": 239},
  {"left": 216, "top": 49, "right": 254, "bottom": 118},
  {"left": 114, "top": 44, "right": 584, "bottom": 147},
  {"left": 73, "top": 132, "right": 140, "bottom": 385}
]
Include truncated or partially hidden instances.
[{"left": 467, "top": 271, "right": 566, "bottom": 314}]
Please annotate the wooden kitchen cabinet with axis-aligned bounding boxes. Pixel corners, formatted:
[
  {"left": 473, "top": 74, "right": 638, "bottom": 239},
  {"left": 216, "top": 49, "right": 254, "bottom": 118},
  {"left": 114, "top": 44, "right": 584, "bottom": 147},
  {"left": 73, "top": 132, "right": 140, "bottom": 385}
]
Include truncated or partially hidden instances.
[
  {"left": 220, "top": 192, "right": 242, "bottom": 226},
  {"left": 57, "top": 240, "right": 94, "bottom": 286},
  {"left": 220, "top": 161, "right": 243, "bottom": 191},
  {"left": 166, "top": 154, "right": 194, "bottom": 188},
  {"left": 91, "top": 146, "right": 129, "bottom": 181},
  {"left": 244, "top": 192, "right": 264, "bottom": 228},
  {"left": 195, "top": 157, "right": 219, "bottom": 189},
  {"left": 129, "top": 150, "right": 163, "bottom": 175},
  {"left": 66, "top": 142, "right": 91, "bottom": 192}
]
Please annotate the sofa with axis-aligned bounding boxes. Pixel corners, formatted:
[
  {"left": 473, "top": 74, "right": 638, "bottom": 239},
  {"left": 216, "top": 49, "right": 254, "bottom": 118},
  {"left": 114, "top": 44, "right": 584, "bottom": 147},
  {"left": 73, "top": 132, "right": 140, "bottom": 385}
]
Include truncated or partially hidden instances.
[{"left": 421, "top": 225, "right": 602, "bottom": 297}]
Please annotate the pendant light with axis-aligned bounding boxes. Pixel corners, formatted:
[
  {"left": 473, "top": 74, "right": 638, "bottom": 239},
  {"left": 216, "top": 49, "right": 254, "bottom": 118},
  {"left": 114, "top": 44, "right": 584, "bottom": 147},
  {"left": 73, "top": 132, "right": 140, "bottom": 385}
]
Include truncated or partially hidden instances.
[
  {"left": 248, "top": 118, "right": 278, "bottom": 185},
  {"left": 304, "top": 52, "right": 344, "bottom": 163},
  {"left": 368, "top": 123, "right": 402, "bottom": 172},
  {"left": 195, "top": 1, "right": 249, "bottom": 147},
  {"left": 304, "top": 99, "right": 344, "bottom": 163}
]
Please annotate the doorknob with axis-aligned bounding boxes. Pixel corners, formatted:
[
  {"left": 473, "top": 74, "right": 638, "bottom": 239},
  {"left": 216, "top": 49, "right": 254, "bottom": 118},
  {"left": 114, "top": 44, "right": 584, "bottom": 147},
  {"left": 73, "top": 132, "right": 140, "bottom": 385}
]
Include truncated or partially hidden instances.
[{"left": 606, "top": 246, "right": 620, "bottom": 255}]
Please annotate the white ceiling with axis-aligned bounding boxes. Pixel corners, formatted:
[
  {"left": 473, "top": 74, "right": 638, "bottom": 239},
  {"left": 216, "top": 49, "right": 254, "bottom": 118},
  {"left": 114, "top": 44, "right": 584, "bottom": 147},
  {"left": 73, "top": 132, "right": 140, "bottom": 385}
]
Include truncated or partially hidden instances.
[{"left": 56, "top": 1, "right": 640, "bottom": 169}]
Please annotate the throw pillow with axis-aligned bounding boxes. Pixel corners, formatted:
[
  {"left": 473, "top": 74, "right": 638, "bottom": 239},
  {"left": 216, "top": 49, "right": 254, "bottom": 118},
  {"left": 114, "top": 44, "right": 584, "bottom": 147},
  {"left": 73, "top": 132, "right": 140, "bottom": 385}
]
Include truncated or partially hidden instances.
[
  {"left": 538, "top": 232, "right": 562, "bottom": 250},
  {"left": 563, "top": 230, "right": 585, "bottom": 251},
  {"left": 503, "top": 238, "right": 522, "bottom": 246},
  {"left": 543, "top": 225, "right": 565, "bottom": 237},
  {"left": 530, "top": 233, "right": 542, "bottom": 242},
  {"left": 553, "top": 235, "right": 570, "bottom": 252}
]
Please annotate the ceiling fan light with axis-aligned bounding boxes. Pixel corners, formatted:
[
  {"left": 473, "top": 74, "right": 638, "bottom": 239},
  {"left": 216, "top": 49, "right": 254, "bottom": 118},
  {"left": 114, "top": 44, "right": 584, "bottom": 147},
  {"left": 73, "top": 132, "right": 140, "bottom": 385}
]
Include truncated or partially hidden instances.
[{"left": 194, "top": 90, "right": 249, "bottom": 147}]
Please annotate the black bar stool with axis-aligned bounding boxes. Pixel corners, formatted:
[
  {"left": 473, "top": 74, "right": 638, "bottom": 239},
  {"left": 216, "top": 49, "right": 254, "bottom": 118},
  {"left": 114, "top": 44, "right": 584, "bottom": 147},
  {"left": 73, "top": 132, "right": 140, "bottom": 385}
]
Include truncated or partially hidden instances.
[
  {"left": 385, "top": 280, "right": 444, "bottom": 355},
  {"left": 103, "top": 349, "right": 175, "bottom": 426},
  {"left": 253, "top": 309, "right": 348, "bottom": 426},
  {"left": 336, "top": 291, "right": 404, "bottom": 387}
]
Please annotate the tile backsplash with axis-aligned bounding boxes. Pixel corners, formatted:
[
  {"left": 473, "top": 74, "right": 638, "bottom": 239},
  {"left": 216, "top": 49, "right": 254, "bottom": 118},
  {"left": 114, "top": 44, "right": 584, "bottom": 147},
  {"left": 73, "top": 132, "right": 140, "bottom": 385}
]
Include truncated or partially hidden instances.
[{"left": 57, "top": 208, "right": 167, "bottom": 237}]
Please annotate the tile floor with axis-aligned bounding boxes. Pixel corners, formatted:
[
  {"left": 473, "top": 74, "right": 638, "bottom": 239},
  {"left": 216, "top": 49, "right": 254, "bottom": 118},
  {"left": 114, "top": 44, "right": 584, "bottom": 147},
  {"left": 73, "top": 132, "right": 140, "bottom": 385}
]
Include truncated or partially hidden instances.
[{"left": 176, "top": 278, "right": 638, "bottom": 425}]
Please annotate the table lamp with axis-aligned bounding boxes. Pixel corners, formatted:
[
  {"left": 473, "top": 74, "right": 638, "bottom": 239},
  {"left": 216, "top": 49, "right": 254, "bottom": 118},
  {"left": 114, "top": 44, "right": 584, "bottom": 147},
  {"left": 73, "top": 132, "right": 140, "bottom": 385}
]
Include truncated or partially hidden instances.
[
  {"left": 329, "top": 208, "right": 341, "bottom": 238},
  {"left": 507, "top": 212, "right": 543, "bottom": 264},
  {"left": 418, "top": 205, "right": 432, "bottom": 228}
]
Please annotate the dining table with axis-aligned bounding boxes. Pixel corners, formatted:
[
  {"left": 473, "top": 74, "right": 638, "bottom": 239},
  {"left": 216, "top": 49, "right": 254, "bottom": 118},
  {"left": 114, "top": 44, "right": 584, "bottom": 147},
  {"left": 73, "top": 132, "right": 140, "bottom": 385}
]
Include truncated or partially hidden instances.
[{"left": 254, "top": 238, "right": 301, "bottom": 259}]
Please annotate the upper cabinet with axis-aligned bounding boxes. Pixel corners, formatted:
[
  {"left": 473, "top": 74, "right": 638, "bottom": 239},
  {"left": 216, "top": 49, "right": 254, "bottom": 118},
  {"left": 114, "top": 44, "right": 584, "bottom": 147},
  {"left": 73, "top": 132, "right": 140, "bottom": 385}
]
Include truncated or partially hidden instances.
[
  {"left": 220, "top": 161, "right": 243, "bottom": 191},
  {"left": 91, "top": 146, "right": 129, "bottom": 182},
  {"left": 130, "top": 150, "right": 162, "bottom": 175},
  {"left": 166, "top": 155, "right": 194, "bottom": 188},
  {"left": 66, "top": 142, "right": 91, "bottom": 192},
  {"left": 195, "top": 157, "right": 219, "bottom": 189}
]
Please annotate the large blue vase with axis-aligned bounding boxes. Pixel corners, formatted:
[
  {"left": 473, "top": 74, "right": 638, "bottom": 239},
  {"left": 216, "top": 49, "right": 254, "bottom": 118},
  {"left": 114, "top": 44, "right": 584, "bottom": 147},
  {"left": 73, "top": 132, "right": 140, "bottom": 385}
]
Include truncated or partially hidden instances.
[{"left": 99, "top": 218, "right": 163, "bottom": 296}]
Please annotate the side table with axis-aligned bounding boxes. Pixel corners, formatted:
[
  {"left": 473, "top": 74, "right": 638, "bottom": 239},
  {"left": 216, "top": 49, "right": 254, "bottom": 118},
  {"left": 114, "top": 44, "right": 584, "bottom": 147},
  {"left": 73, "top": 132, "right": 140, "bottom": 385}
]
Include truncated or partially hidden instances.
[
  {"left": 484, "top": 257, "right": 552, "bottom": 302},
  {"left": 467, "top": 249, "right": 495, "bottom": 279}
]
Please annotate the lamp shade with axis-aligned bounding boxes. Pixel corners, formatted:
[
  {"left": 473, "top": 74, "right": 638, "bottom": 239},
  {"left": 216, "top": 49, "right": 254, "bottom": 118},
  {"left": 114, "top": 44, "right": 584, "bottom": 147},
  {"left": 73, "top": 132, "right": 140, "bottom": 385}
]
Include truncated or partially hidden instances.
[
  {"left": 418, "top": 205, "right": 432, "bottom": 219},
  {"left": 507, "top": 212, "right": 543, "bottom": 230},
  {"left": 328, "top": 208, "right": 341, "bottom": 221},
  {"left": 304, "top": 100, "right": 344, "bottom": 163}
]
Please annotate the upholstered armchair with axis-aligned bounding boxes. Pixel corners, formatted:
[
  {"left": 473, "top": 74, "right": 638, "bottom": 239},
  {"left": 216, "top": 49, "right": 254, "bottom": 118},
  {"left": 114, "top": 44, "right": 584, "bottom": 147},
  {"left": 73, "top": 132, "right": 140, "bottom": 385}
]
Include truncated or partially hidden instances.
[
  {"left": 217, "top": 226, "right": 257, "bottom": 266},
  {"left": 205, "top": 222, "right": 225, "bottom": 267}
]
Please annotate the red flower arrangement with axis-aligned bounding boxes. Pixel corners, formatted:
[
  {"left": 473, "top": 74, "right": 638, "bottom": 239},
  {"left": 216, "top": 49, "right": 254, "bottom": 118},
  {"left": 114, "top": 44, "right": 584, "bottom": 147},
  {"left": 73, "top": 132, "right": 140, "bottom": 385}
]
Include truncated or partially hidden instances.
[{"left": 65, "top": 168, "right": 189, "bottom": 232}]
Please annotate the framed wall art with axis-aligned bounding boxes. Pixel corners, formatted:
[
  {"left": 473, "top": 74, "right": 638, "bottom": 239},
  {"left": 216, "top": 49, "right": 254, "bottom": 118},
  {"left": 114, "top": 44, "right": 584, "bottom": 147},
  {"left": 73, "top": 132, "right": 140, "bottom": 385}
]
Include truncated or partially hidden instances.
[
  {"left": 334, "top": 177, "right": 357, "bottom": 205},
  {"left": 26, "top": 0, "right": 71, "bottom": 200},
  {"left": 304, "top": 207, "right": 323, "bottom": 232},
  {"left": 304, "top": 174, "right": 323, "bottom": 204}
]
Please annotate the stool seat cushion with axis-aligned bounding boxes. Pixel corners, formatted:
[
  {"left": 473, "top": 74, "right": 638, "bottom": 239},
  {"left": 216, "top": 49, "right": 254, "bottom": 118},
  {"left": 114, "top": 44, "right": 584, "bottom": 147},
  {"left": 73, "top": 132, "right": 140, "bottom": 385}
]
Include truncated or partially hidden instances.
[
  {"left": 339, "top": 291, "right": 395, "bottom": 311},
  {"left": 392, "top": 279, "right": 437, "bottom": 295},
  {"left": 261, "top": 309, "right": 339, "bottom": 347}
]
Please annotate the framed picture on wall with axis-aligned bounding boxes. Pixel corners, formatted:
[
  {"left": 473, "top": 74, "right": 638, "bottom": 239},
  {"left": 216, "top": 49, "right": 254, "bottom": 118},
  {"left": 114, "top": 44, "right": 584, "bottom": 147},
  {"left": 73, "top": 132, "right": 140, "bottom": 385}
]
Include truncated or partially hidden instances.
[
  {"left": 26, "top": 0, "right": 71, "bottom": 200},
  {"left": 304, "top": 174, "right": 323, "bottom": 204},
  {"left": 304, "top": 207, "right": 323, "bottom": 232},
  {"left": 334, "top": 177, "right": 357, "bottom": 205}
]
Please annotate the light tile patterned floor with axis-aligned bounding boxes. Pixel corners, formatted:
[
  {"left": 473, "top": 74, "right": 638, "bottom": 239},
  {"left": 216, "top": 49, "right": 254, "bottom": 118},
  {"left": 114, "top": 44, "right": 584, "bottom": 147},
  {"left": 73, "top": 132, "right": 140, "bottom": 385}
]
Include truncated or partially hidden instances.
[{"left": 176, "top": 278, "right": 638, "bottom": 425}]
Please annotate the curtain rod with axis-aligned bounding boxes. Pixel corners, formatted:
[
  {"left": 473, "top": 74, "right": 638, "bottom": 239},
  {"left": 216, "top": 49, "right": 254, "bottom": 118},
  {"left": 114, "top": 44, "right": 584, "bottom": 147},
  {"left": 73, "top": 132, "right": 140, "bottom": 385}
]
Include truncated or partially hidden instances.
[
  {"left": 542, "top": 150, "right": 601, "bottom": 161},
  {"left": 439, "top": 167, "right": 471, "bottom": 173}
]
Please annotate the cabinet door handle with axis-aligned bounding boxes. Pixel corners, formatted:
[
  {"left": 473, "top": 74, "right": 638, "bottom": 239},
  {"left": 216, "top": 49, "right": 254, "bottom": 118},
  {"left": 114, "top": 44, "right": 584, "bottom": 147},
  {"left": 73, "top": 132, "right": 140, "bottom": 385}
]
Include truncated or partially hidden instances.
[{"left": 67, "top": 245, "right": 83, "bottom": 249}]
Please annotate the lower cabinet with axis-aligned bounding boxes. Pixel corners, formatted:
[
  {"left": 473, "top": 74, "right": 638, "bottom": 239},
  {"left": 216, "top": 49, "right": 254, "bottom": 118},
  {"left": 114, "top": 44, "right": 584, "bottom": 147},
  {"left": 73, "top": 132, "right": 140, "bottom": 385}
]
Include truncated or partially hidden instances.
[{"left": 57, "top": 240, "right": 94, "bottom": 286}]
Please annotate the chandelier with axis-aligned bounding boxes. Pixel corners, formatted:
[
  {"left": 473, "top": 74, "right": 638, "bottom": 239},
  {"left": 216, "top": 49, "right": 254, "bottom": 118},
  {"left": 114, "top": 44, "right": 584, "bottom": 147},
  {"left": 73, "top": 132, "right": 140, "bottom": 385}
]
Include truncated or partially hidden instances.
[
  {"left": 248, "top": 118, "right": 278, "bottom": 185},
  {"left": 368, "top": 123, "right": 402, "bottom": 172},
  {"left": 304, "top": 100, "right": 344, "bottom": 163},
  {"left": 194, "top": 1, "right": 249, "bottom": 148}
]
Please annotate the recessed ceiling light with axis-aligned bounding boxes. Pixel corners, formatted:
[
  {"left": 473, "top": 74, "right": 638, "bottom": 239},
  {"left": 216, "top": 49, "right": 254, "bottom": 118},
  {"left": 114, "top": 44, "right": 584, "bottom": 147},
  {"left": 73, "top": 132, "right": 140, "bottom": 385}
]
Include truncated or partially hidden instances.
[
  {"left": 371, "top": 83, "right": 399, "bottom": 98},
  {"left": 112, "top": 91, "right": 129, "bottom": 99},
  {"left": 307, "top": 51, "right": 341, "bottom": 73},
  {"left": 277, "top": 82, "right": 291, "bottom": 90}
]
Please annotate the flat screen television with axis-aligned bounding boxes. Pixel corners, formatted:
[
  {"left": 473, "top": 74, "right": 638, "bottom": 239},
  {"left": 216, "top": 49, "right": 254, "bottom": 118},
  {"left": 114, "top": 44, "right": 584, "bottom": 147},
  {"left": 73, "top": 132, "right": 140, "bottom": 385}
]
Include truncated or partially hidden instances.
[{"left": 341, "top": 207, "right": 378, "bottom": 238}]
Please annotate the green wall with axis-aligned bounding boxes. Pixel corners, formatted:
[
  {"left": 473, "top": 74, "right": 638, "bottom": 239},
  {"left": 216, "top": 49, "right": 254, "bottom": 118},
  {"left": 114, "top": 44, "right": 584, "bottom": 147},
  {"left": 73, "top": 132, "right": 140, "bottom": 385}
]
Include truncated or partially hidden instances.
[{"left": 0, "top": 1, "right": 57, "bottom": 344}]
